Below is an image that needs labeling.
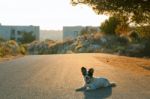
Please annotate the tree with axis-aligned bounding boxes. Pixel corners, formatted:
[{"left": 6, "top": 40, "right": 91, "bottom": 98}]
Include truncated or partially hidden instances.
[
  {"left": 100, "top": 16, "right": 120, "bottom": 35},
  {"left": 71, "top": 0, "right": 150, "bottom": 25},
  {"left": 115, "top": 15, "right": 130, "bottom": 36},
  {"left": 19, "top": 32, "right": 35, "bottom": 44},
  {"left": 136, "top": 25, "right": 150, "bottom": 39}
]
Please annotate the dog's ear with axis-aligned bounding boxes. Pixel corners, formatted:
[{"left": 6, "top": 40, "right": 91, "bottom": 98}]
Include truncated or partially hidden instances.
[
  {"left": 81, "top": 67, "right": 87, "bottom": 76},
  {"left": 88, "top": 68, "right": 94, "bottom": 77}
]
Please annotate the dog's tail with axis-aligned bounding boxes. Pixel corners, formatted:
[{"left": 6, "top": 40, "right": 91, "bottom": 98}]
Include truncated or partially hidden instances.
[{"left": 109, "top": 82, "right": 116, "bottom": 87}]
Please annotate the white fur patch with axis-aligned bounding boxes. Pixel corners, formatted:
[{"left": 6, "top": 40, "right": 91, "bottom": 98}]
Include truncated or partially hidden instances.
[{"left": 85, "top": 77, "right": 111, "bottom": 90}]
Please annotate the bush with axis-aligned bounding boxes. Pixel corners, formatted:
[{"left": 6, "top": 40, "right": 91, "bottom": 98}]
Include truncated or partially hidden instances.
[
  {"left": 129, "top": 31, "right": 139, "bottom": 39},
  {"left": 0, "top": 44, "right": 10, "bottom": 57},
  {"left": 93, "top": 32, "right": 102, "bottom": 40},
  {"left": 7, "top": 40, "right": 20, "bottom": 55},
  {"left": 116, "top": 36, "right": 129, "bottom": 45},
  {"left": 20, "top": 45, "right": 26, "bottom": 55},
  {"left": 0, "top": 47, "right": 5, "bottom": 57},
  {"left": 0, "top": 40, "right": 27, "bottom": 57},
  {"left": 0, "top": 36, "right": 5, "bottom": 42},
  {"left": 143, "top": 40, "right": 150, "bottom": 57}
]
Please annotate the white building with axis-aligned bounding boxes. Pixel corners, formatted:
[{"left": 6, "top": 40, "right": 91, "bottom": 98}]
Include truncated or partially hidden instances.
[
  {"left": 63, "top": 26, "right": 82, "bottom": 41},
  {"left": 0, "top": 25, "right": 40, "bottom": 42}
]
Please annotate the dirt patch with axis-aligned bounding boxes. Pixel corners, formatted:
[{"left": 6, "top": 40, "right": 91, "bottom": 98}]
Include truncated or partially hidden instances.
[
  {"left": 95, "top": 54, "right": 150, "bottom": 76},
  {"left": 141, "top": 66, "right": 150, "bottom": 71}
]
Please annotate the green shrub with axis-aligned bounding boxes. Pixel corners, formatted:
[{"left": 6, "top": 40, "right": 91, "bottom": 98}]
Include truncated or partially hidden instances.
[
  {"left": 0, "top": 36, "right": 5, "bottom": 42},
  {"left": 116, "top": 36, "right": 129, "bottom": 44},
  {"left": 0, "top": 47, "right": 4, "bottom": 57},
  {"left": 20, "top": 46, "right": 26, "bottom": 55},
  {"left": 0, "top": 45, "right": 7, "bottom": 57},
  {"left": 142, "top": 40, "right": 150, "bottom": 57},
  {"left": 0, "top": 40, "right": 27, "bottom": 57}
]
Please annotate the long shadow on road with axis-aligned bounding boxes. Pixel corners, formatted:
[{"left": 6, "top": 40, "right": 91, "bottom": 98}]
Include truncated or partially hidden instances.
[{"left": 76, "top": 87, "right": 112, "bottom": 99}]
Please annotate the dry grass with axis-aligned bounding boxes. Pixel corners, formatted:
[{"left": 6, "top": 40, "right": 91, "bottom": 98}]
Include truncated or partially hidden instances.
[{"left": 0, "top": 55, "right": 23, "bottom": 63}]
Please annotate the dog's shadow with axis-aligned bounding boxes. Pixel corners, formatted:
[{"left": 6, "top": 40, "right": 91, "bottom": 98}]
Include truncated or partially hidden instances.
[{"left": 76, "top": 87, "right": 112, "bottom": 99}]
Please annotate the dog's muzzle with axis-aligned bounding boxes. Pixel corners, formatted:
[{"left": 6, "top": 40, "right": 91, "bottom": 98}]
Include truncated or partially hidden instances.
[{"left": 85, "top": 77, "right": 91, "bottom": 84}]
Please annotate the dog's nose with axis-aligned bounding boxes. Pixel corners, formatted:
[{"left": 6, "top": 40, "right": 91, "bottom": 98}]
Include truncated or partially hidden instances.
[{"left": 86, "top": 77, "right": 90, "bottom": 80}]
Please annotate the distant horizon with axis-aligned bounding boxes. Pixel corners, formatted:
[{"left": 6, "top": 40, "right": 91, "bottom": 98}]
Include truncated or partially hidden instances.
[
  {"left": 0, "top": 0, "right": 108, "bottom": 30},
  {"left": 0, "top": 21, "right": 106, "bottom": 31},
  {"left": 0, "top": 24, "right": 101, "bottom": 31}
]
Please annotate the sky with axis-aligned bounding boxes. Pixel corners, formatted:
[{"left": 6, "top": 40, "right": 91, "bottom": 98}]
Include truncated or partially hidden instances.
[{"left": 0, "top": 0, "right": 108, "bottom": 30}]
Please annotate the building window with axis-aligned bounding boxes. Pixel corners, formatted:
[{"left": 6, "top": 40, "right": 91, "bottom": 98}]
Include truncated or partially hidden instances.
[
  {"left": 17, "top": 31, "right": 21, "bottom": 35},
  {"left": 10, "top": 29, "right": 16, "bottom": 40},
  {"left": 11, "top": 29, "right": 15, "bottom": 35}
]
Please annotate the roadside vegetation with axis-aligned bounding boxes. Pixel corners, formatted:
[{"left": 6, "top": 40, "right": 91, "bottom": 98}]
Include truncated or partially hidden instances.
[
  {"left": 26, "top": 26, "right": 150, "bottom": 57},
  {"left": 0, "top": 39, "right": 26, "bottom": 58},
  {"left": 69, "top": 0, "right": 150, "bottom": 57},
  {"left": 0, "top": 0, "right": 150, "bottom": 57},
  {"left": 0, "top": 31, "right": 35, "bottom": 58},
  {"left": 0, "top": 26, "right": 149, "bottom": 58},
  {"left": 1, "top": 15, "right": 149, "bottom": 57}
]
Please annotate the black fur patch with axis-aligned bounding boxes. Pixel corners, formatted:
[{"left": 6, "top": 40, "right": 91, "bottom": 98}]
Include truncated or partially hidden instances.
[
  {"left": 88, "top": 68, "right": 94, "bottom": 77},
  {"left": 81, "top": 67, "right": 87, "bottom": 76}
]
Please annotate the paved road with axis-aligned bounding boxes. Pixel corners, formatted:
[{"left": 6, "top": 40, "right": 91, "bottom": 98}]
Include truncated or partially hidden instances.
[{"left": 0, "top": 54, "right": 150, "bottom": 99}]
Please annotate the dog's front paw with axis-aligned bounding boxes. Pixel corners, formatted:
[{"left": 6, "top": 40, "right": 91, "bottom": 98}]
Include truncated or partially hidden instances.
[
  {"left": 85, "top": 87, "right": 91, "bottom": 91},
  {"left": 75, "top": 86, "right": 86, "bottom": 91}
]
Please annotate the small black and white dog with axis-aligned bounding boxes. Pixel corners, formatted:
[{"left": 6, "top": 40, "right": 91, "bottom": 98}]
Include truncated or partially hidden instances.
[{"left": 81, "top": 67, "right": 116, "bottom": 90}]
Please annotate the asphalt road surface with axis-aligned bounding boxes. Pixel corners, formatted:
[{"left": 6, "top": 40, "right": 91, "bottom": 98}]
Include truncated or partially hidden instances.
[{"left": 0, "top": 54, "right": 150, "bottom": 99}]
